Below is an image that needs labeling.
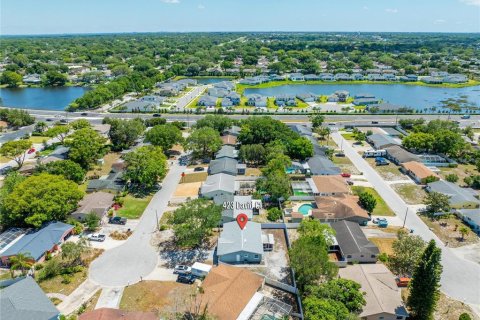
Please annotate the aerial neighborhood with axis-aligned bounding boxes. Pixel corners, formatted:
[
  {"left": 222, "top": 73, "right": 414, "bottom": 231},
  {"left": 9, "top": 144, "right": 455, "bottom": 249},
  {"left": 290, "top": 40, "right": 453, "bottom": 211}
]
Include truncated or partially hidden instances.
[{"left": 0, "top": 27, "right": 479, "bottom": 320}]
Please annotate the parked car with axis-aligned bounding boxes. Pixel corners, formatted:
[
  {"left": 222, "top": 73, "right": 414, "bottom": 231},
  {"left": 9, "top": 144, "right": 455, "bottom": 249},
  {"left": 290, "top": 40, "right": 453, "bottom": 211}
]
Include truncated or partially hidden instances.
[
  {"left": 341, "top": 173, "right": 351, "bottom": 178},
  {"left": 193, "top": 167, "right": 205, "bottom": 172},
  {"left": 109, "top": 216, "right": 127, "bottom": 225},
  {"left": 371, "top": 121, "right": 379, "bottom": 124},
  {"left": 152, "top": 113, "right": 161, "bottom": 117},
  {"left": 46, "top": 118, "right": 53, "bottom": 122},
  {"left": 80, "top": 112, "right": 88, "bottom": 116},
  {"left": 396, "top": 277, "right": 411, "bottom": 287},
  {"left": 335, "top": 152, "right": 345, "bottom": 157},
  {"left": 372, "top": 217, "right": 387, "bottom": 224},
  {"left": 378, "top": 220, "right": 389, "bottom": 228},
  {"left": 461, "top": 114, "right": 471, "bottom": 119},
  {"left": 177, "top": 274, "right": 196, "bottom": 284},
  {"left": 27, "top": 148, "right": 36, "bottom": 154},
  {"left": 346, "top": 179, "right": 354, "bottom": 185},
  {"left": 60, "top": 119, "right": 69, "bottom": 124},
  {"left": 174, "top": 265, "right": 192, "bottom": 275},
  {"left": 87, "top": 233, "right": 106, "bottom": 242}
]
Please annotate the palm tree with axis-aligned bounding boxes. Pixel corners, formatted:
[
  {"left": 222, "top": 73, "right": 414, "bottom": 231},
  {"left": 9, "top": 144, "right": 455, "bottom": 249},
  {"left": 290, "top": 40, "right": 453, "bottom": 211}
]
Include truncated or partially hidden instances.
[
  {"left": 459, "top": 226, "right": 469, "bottom": 241},
  {"left": 9, "top": 253, "right": 34, "bottom": 277}
]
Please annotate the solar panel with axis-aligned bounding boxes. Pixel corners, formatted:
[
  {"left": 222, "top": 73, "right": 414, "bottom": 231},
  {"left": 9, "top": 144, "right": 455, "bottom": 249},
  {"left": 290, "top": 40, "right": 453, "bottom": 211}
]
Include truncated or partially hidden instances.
[{"left": 0, "top": 228, "right": 28, "bottom": 250}]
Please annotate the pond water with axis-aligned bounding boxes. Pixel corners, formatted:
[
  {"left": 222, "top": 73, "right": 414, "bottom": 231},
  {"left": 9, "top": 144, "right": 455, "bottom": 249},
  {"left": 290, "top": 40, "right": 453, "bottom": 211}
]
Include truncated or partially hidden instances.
[
  {"left": 244, "top": 84, "right": 480, "bottom": 111},
  {"left": 195, "top": 77, "right": 233, "bottom": 84},
  {"left": 0, "top": 87, "right": 89, "bottom": 111}
]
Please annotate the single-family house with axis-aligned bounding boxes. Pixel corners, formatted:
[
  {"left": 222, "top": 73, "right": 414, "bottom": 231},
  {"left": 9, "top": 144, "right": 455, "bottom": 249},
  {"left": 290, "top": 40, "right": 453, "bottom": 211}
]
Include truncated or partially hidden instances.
[
  {"left": 79, "top": 308, "right": 157, "bottom": 320},
  {"left": 122, "top": 100, "right": 158, "bottom": 112},
  {"left": 384, "top": 145, "right": 421, "bottom": 164},
  {"left": 176, "top": 78, "right": 198, "bottom": 86},
  {"left": 0, "top": 222, "right": 73, "bottom": 265},
  {"left": 0, "top": 277, "right": 60, "bottom": 320},
  {"left": 227, "top": 125, "right": 241, "bottom": 137},
  {"left": 225, "top": 92, "right": 241, "bottom": 105},
  {"left": 443, "top": 74, "right": 468, "bottom": 83},
  {"left": 289, "top": 124, "right": 312, "bottom": 136},
  {"left": 246, "top": 94, "right": 268, "bottom": 108},
  {"left": 401, "top": 161, "right": 439, "bottom": 184},
  {"left": 197, "top": 95, "right": 217, "bottom": 107},
  {"left": 215, "top": 195, "right": 254, "bottom": 225},
  {"left": 221, "top": 98, "right": 234, "bottom": 107},
  {"left": 217, "top": 221, "right": 264, "bottom": 264},
  {"left": 339, "top": 264, "right": 408, "bottom": 320},
  {"left": 220, "top": 134, "right": 237, "bottom": 146},
  {"left": 208, "top": 158, "right": 239, "bottom": 176},
  {"left": 367, "top": 133, "right": 400, "bottom": 150},
  {"left": 92, "top": 124, "right": 111, "bottom": 138},
  {"left": 213, "top": 81, "right": 235, "bottom": 91},
  {"left": 22, "top": 74, "right": 42, "bottom": 84},
  {"left": 319, "top": 73, "right": 334, "bottom": 81},
  {"left": 289, "top": 73, "right": 304, "bottom": 81},
  {"left": 351, "top": 73, "right": 364, "bottom": 80},
  {"left": 275, "top": 94, "right": 296, "bottom": 107},
  {"left": 200, "top": 173, "right": 236, "bottom": 199},
  {"left": 296, "top": 93, "right": 317, "bottom": 102},
  {"left": 304, "top": 74, "right": 320, "bottom": 81},
  {"left": 307, "top": 175, "right": 350, "bottom": 196},
  {"left": 399, "top": 74, "right": 418, "bottom": 82},
  {"left": 306, "top": 156, "right": 341, "bottom": 175},
  {"left": 421, "top": 76, "right": 443, "bottom": 84},
  {"left": 215, "top": 145, "right": 238, "bottom": 159},
  {"left": 456, "top": 209, "right": 480, "bottom": 234},
  {"left": 72, "top": 192, "right": 115, "bottom": 221},
  {"left": 37, "top": 146, "right": 70, "bottom": 165},
  {"left": 140, "top": 95, "right": 165, "bottom": 105},
  {"left": 87, "top": 169, "right": 124, "bottom": 193},
  {"left": 312, "top": 194, "right": 370, "bottom": 224},
  {"left": 199, "top": 264, "right": 264, "bottom": 320},
  {"left": 426, "top": 181, "right": 480, "bottom": 209},
  {"left": 334, "top": 73, "right": 352, "bottom": 81},
  {"left": 331, "top": 220, "right": 379, "bottom": 263},
  {"left": 208, "top": 87, "right": 229, "bottom": 98}
]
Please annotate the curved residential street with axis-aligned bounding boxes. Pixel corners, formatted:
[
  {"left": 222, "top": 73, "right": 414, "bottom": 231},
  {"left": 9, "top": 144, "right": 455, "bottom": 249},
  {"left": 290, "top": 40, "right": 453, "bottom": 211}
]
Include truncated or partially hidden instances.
[
  {"left": 332, "top": 132, "right": 480, "bottom": 308},
  {"left": 89, "top": 161, "right": 186, "bottom": 287}
]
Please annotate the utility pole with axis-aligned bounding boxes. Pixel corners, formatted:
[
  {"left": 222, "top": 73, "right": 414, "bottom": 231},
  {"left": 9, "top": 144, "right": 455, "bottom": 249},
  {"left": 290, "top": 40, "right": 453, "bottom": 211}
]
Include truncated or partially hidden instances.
[
  {"left": 402, "top": 207, "right": 409, "bottom": 229},
  {"left": 155, "top": 210, "right": 159, "bottom": 231}
]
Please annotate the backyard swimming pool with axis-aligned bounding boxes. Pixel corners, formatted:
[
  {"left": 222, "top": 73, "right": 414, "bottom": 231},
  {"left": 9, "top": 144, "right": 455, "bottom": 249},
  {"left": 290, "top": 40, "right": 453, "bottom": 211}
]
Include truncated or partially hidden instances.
[{"left": 298, "top": 204, "right": 314, "bottom": 215}]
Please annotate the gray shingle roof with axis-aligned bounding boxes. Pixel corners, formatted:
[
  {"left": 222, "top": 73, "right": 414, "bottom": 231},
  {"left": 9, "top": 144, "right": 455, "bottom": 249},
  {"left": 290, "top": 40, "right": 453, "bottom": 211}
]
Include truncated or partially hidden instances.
[
  {"left": 208, "top": 158, "right": 238, "bottom": 176},
  {"left": 427, "top": 181, "right": 480, "bottom": 206},
  {"left": 0, "top": 277, "right": 59, "bottom": 320},
  {"left": 331, "top": 220, "right": 379, "bottom": 256},
  {"left": 367, "top": 133, "right": 400, "bottom": 149},
  {"left": 215, "top": 145, "right": 238, "bottom": 159},
  {"left": 385, "top": 145, "right": 421, "bottom": 163},
  {"left": 215, "top": 195, "right": 253, "bottom": 219},
  {"left": 458, "top": 209, "right": 480, "bottom": 227},
  {"left": 307, "top": 156, "right": 341, "bottom": 175},
  {"left": 217, "top": 221, "right": 263, "bottom": 255},
  {"left": 1, "top": 222, "right": 73, "bottom": 261},
  {"left": 201, "top": 173, "right": 236, "bottom": 196}
]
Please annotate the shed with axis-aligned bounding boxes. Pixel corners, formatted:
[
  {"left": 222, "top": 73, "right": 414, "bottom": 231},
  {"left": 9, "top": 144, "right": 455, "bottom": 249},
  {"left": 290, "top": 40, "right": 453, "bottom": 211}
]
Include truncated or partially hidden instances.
[{"left": 191, "top": 262, "right": 212, "bottom": 277}]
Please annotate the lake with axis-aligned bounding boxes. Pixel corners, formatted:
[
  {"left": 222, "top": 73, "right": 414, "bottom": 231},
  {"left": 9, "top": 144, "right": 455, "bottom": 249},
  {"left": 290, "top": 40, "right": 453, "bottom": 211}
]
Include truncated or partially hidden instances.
[
  {"left": 0, "top": 87, "right": 89, "bottom": 111},
  {"left": 244, "top": 84, "right": 480, "bottom": 111}
]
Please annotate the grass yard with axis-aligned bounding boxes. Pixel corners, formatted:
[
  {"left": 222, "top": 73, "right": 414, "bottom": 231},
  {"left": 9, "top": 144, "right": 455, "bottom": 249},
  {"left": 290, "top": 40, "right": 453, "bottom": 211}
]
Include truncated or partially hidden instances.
[
  {"left": 87, "top": 152, "right": 122, "bottom": 178},
  {"left": 438, "top": 164, "right": 479, "bottom": 187},
  {"left": 120, "top": 281, "right": 195, "bottom": 316},
  {"left": 246, "top": 168, "right": 262, "bottom": 176},
  {"left": 420, "top": 215, "right": 479, "bottom": 247},
  {"left": 365, "top": 158, "right": 406, "bottom": 181},
  {"left": 391, "top": 183, "right": 427, "bottom": 205},
  {"left": 369, "top": 237, "right": 396, "bottom": 255},
  {"left": 341, "top": 133, "right": 356, "bottom": 140},
  {"left": 28, "top": 136, "right": 50, "bottom": 144},
  {"left": 180, "top": 172, "right": 208, "bottom": 183},
  {"left": 116, "top": 194, "right": 153, "bottom": 219},
  {"left": 352, "top": 186, "right": 395, "bottom": 216}
]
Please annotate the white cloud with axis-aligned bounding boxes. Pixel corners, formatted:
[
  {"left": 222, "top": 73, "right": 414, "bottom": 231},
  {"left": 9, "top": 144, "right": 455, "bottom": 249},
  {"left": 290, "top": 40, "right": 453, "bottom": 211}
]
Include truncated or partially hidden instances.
[
  {"left": 385, "top": 8, "right": 399, "bottom": 13},
  {"left": 434, "top": 19, "right": 446, "bottom": 24},
  {"left": 198, "top": 4, "right": 205, "bottom": 9},
  {"left": 161, "top": 0, "right": 180, "bottom": 3},
  {"left": 459, "top": 0, "right": 480, "bottom": 6}
]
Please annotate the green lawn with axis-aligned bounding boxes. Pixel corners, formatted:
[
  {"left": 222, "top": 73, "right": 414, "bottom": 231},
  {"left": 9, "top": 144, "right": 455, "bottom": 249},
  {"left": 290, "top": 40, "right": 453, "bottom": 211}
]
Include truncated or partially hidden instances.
[
  {"left": 392, "top": 183, "right": 427, "bottom": 205},
  {"left": 28, "top": 136, "right": 50, "bottom": 144},
  {"left": 341, "top": 133, "right": 356, "bottom": 140},
  {"left": 116, "top": 194, "right": 153, "bottom": 219},
  {"left": 352, "top": 186, "right": 395, "bottom": 216}
]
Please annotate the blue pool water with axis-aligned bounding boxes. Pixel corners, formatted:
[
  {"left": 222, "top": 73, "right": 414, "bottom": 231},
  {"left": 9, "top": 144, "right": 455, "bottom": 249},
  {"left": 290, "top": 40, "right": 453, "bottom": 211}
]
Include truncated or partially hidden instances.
[{"left": 298, "top": 204, "right": 314, "bottom": 215}]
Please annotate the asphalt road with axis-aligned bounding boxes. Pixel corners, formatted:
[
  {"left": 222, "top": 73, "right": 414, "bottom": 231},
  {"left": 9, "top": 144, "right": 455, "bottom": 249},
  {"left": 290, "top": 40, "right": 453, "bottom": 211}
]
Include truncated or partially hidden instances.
[
  {"left": 332, "top": 132, "right": 480, "bottom": 306},
  {"left": 89, "top": 160, "right": 186, "bottom": 287}
]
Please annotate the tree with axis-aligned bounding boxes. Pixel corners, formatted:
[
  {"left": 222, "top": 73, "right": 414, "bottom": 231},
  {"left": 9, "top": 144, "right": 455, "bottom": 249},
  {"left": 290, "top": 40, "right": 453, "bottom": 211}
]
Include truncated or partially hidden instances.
[
  {"left": 407, "top": 240, "right": 443, "bottom": 320},
  {"left": 239, "top": 144, "right": 266, "bottom": 165},
  {"left": 402, "top": 132, "right": 435, "bottom": 151},
  {"left": 70, "top": 119, "right": 91, "bottom": 130},
  {"left": 424, "top": 192, "right": 450, "bottom": 217},
  {"left": 168, "top": 198, "right": 222, "bottom": 248},
  {"left": 44, "top": 125, "right": 70, "bottom": 143},
  {"left": 305, "top": 279, "right": 366, "bottom": 313},
  {"left": 44, "top": 70, "right": 67, "bottom": 86},
  {"left": 66, "top": 128, "right": 106, "bottom": 169},
  {"left": 315, "top": 126, "right": 331, "bottom": 141},
  {"left": 0, "top": 71, "right": 22, "bottom": 87},
  {"left": 108, "top": 119, "right": 145, "bottom": 151},
  {"left": 267, "top": 207, "right": 282, "bottom": 222},
  {"left": 464, "top": 175, "right": 480, "bottom": 189},
  {"left": 9, "top": 253, "right": 34, "bottom": 277},
  {"left": 195, "top": 115, "right": 233, "bottom": 133},
  {"left": 256, "top": 171, "right": 292, "bottom": 201},
  {"left": 1, "top": 173, "right": 84, "bottom": 228},
  {"left": 445, "top": 173, "right": 459, "bottom": 183},
  {"left": 303, "top": 297, "right": 350, "bottom": 320},
  {"left": 84, "top": 212, "right": 101, "bottom": 231},
  {"left": 0, "top": 140, "right": 32, "bottom": 169},
  {"left": 0, "top": 109, "right": 35, "bottom": 128},
  {"left": 388, "top": 229, "right": 426, "bottom": 276},
  {"left": 459, "top": 226, "right": 469, "bottom": 241},
  {"left": 185, "top": 127, "right": 222, "bottom": 159},
  {"left": 123, "top": 145, "right": 168, "bottom": 190},
  {"left": 36, "top": 160, "right": 86, "bottom": 183},
  {"left": 61, "top": 237, "right": 90, "bottom": 267},
  {"left": 287, "top": 137, "right": 314, "bottom": 161},
  {"left": 310, "top": 114, "right": 325, "bottom": 128},
  {"left": 459, "top": 313, "right": 472, "bottom": 320},
  {"left": 34, "top": 121, "right": 48, "bottom": 133},
  {"left": 145, "top": 124, "right": 183, "bottom": 152},
  {"left": 145, "top": 117, "right": 167, "bottom": 127},
  {"left": 358, "top": 192, "right": 376, "bottom": 214},
  {"left": 354, "top": 132, "right": 366, "bottom": 144}
]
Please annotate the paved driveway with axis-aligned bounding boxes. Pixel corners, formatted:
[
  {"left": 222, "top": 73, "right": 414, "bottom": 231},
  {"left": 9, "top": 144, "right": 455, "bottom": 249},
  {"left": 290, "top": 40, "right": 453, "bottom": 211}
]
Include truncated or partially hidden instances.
[
  {"left": 332, "top": 132, "right": 480, "bottom": 306},
  {"left": 89, "top": 161, "right": 186, "bottom": 287}
]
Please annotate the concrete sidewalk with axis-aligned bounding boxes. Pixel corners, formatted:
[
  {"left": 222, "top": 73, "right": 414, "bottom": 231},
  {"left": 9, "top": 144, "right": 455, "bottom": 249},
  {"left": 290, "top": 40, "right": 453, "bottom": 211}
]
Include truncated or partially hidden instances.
[
  {"left": 57, "top": 279, "right": 100, "bottom": 315},
  {"left": 95, "top": 287, "right": 124, "bottom": 309}
]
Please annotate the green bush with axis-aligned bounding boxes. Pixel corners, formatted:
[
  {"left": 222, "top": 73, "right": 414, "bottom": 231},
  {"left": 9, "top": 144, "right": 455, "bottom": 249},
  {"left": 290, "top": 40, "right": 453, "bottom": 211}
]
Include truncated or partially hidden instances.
[
  {"left": 61, "top": 274, "right": 73, "bottom": 284},
  {"left": 159, "top": 224, "right": 168, "bottom": 231},
  {"left": 459, "top": 313, "right": 472, "bottom": 320},
  {"left": 378, "top": 252, "right": 389, "bottom": 263},
  {"left": 267, "top": 207, "right": 283, "bottom": 222},
  {"left": 37, "top": 259, "right": 61, "bottom": 281}
]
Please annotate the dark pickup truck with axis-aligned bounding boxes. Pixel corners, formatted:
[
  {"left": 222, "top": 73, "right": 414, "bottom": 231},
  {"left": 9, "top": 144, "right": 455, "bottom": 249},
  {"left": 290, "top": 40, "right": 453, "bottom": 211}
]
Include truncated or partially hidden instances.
[{"left": 108, "top": 216, "right": 127, "bottom": 225}]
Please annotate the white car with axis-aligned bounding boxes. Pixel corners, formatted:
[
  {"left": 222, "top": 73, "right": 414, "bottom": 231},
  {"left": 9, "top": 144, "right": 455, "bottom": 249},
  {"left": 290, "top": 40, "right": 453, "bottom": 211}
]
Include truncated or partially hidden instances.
[{"left": 87, "top": 233, "right": 106, "bottom": 242}]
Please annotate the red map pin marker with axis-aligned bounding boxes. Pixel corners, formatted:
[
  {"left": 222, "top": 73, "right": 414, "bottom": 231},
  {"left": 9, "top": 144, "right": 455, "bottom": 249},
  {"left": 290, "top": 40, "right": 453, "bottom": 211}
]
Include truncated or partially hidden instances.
[{"left": 236, "top": 213, "right": 248, "bottom": 230}]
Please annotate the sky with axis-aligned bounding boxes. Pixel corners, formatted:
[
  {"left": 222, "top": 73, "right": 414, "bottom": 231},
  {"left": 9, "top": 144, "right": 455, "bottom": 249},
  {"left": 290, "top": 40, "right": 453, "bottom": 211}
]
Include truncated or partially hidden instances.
[{"left": 1, "top": 0, "right": 479, "bottom": 35}]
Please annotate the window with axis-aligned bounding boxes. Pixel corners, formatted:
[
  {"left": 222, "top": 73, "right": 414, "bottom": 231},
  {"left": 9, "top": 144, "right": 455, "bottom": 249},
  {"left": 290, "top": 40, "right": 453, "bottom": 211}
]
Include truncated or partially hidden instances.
[
  {"left": 371, "top": 255, "right": 376, "bottom": 258},
  {"left": 254, "top": 255, "right": 259, "bottom": 259}
]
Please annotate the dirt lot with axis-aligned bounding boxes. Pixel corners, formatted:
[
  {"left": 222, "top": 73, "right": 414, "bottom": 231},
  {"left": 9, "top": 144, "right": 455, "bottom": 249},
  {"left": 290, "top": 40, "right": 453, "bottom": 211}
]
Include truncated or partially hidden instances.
[
  {"left": 369, "top": 237, "right": 396, "bottom": 255},
  {"left": 391, "top": 183, "right": 427, "bottom": 205},
  {"left": 438, "top": 164, "right": 480, "bottom": 187},
  {"left": 86, "top": 152, "right": 122, "bottom": 178},
  {"left": 174, "top": 182, "right": 202, "bottom": 197},
  {"left": 420, "top": 215, "right": 479, "bottom": 247},
  {"left": 180, "top": 172, "right": 208, "bottom": 183},
  {"left": 120, "top": 281, "right": 196, "bottom": 317},
  {"left": 365, "top": 158, "right": 406, "bottom": 181}
]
